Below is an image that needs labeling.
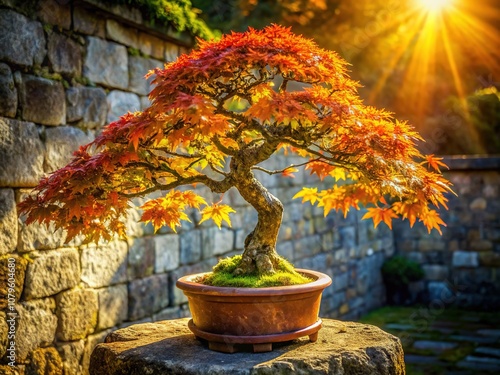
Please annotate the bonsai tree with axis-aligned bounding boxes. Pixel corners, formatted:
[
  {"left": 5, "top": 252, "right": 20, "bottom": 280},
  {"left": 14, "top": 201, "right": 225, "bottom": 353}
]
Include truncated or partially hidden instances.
[{"left": 19, "top": 25, "right": 452, "bottom": 278}]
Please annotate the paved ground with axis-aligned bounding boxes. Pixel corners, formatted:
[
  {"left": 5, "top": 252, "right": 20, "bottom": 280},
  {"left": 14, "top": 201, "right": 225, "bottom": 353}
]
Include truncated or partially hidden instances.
[{"left": 359, "top": 306, "right": 500, "bottom": 375}]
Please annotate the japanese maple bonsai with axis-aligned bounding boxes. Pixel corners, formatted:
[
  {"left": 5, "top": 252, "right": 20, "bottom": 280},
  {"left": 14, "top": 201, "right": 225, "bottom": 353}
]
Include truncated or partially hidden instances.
[{"left": 19, "top": 25, "right": 452, "bottom": 351}]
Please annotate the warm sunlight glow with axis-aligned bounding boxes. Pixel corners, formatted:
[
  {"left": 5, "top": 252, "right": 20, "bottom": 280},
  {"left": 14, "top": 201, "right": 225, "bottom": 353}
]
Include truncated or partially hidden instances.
[
  {"left": 418, "top": 0, "right": 454, "bottom": 13},
  {"left": 368, "top": 0, "right": 500, "bottom": 125}
]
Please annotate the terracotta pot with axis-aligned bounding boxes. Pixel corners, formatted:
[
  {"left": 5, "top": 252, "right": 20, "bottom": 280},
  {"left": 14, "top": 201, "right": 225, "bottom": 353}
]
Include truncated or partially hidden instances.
[{"left": 176, "top": 269, "right": 332, "bottom": 352}]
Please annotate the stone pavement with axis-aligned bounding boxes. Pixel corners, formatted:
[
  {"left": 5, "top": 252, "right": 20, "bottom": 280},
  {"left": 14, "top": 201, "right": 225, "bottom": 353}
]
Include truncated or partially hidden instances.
[{"left": 359, "top": 306, "right": 500, "bottom": 375}]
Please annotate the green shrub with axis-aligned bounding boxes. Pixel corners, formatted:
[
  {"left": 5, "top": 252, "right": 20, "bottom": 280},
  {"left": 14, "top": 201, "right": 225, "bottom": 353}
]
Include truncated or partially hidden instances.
[{"left": 382, "top": 256, "right": 424, "bottom": 287}]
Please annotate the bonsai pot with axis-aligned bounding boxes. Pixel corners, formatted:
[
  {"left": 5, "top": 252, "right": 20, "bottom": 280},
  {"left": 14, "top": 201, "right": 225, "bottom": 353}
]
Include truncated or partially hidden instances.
[{"left": 176, "top": 269, "right": 332, "bottom": 353}]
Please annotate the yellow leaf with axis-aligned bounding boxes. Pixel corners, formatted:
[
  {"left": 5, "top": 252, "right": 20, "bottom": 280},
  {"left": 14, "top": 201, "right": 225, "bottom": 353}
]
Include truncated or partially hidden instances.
[
  {"left": 199, "top": 204, "right": 236, "bottom": 229},
  {"left": 292, "top": 187, "right": 318, "bottom": 204},
  {"left": 329, "top": 167, "right": 346, "bottom": 181}
]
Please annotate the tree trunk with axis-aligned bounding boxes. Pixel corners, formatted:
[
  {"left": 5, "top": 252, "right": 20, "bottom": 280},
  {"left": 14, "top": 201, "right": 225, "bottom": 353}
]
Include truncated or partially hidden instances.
[{"left": 234, "top": 172, "right": 283, "bottom": 275}]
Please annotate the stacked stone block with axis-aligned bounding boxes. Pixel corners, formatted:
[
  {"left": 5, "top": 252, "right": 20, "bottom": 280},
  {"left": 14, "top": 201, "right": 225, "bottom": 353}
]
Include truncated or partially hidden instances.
[
  {"left": 0, "top": 1, "right": 393, "bottom": 374},
  {"left": 393, "top": 156, "right": 500, "bottom": 309}
]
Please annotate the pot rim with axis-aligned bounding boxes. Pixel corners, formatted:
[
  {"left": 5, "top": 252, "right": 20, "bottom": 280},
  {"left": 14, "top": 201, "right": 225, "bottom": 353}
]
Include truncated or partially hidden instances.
[{"left": 176, "top": 268, "right": 332, "bottom": 296}]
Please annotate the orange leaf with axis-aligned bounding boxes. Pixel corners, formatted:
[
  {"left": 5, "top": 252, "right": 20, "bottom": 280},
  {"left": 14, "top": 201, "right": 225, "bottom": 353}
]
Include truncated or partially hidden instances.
[
  {"left": 362, "top": 207, "right": 398, "bottom": 229},
  {"left": 282, "top": 167, "right": 299, "bottom": 178},
  {"left": 420, "top": 209, "right": 446, "bottom": 235},
  {"left": 424, "top": 155, "right": 448, "bottom": 172}
]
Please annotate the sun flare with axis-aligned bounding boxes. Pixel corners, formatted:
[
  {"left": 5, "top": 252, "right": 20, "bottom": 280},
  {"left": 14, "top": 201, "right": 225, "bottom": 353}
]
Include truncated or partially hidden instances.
[{"left": 418, "top": 0, "right": 454, "bottom": 13}]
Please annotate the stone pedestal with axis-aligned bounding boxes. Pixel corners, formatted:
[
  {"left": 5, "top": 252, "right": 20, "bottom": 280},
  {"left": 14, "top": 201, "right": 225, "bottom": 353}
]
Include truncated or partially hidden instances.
[{"left": 89, "top": 318, "right": 405, "bottom": 375}]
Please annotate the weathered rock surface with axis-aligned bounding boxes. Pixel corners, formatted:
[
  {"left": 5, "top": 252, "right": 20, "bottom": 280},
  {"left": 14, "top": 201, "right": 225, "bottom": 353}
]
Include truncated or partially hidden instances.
[
  {"left": 0, "top": 63, "right": 17, "bottom": 117},
  {"left": 16, "top": 298, "right": 58, "bottom": 361},
  {"left": 84, "top": 37, "right": 128, "bottom": 89},
  {"left": 106, "top": 90, "right": 141, "bottom": 123},
  {"left": 154, "top": 234, "right": 180, "bottom": 273},
  {"left": 0, "top": 189, "right": 17, "bottom": 254},
  {"left": 23, "top": 249, "right": 80, "bottom": 300},
  {"left": 26, "top": 347, "right": 63, "bottom": 375},
  {"left": 0, "top": 312, "right": 7, "bottom": 358},
  {"left": 81, "top": 241, "right": 128, "bottom": 288},
  {"left": 127, "top": 274, "right": 168, "bottom": 320},
  {"left": 0, "top": 118, "right": 44, "bottom": 187},
  {"left": 44, "top": 126, "right": 93, "bottom": 172},
  {"left": 128, "top": 55, "right": 163, "bottom": 96},
  {"left": 90, "top": 318, "right": 405, "bottom": 375},
  {"left": 128, "top": 237, "right": 155, "bottom": 279},
  {"left": 66, "top": 86, "right": 107, "bottom": 129},
  {"left": 0, "top": 255, "right": 28, "bottom": 309},
  {"left": 56, "top": 288, "right": 98, "bottom": 341},
  {"left": 56, "top": 340, "right": 85, "bottom": 375},
  {"left": 19, "top": 75, "right": 66, "bottom": 126},
  {"left": 37, "top": 0, "right": 72, "bottom": 30},
  {"left": 0, "top": 9, "right": 46, "bottom": 67},
  {"left": 106, "top": 19, "right": 139, "bottom": 49},
  {"left": 48, "top": 33, "right": 83, "bottom": 76},
  {"left": 97, "top": 284, "right": 128, "bottom": 330}
]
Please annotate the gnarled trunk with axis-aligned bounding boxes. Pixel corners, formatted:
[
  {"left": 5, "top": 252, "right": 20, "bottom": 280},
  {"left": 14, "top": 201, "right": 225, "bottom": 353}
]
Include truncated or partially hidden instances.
[{"left": 234, "top": 172, "right": 283, "bottom": 275}]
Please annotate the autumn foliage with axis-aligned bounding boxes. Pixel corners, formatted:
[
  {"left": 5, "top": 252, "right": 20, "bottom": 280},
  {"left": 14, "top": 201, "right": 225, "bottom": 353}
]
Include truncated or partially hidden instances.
[{"left": 19, "top": 25, "right": 453, "bottom": 274}]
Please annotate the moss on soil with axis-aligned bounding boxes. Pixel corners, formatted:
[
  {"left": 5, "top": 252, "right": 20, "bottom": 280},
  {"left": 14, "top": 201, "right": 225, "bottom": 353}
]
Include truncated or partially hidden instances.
[{"left": 198, "top": 255, "right": 313, "bottom": 288}]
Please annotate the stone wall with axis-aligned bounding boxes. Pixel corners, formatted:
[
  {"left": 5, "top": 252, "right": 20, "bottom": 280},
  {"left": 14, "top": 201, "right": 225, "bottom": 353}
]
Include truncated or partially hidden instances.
[
  {"left": 393, "top": 156, "right": 500, "bottom": 309},
  {"left": 0, "top": 1, "right": 393, "bottom": 374}
]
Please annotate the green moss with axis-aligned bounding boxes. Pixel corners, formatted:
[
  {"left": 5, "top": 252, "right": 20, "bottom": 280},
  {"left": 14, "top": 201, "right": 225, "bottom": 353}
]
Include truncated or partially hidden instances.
[
  {"left": 199, "top": 255, "right": 313, "bottom": 288},
  {"left": 99, "top": 0, "right": 215, "bottom": 41}
]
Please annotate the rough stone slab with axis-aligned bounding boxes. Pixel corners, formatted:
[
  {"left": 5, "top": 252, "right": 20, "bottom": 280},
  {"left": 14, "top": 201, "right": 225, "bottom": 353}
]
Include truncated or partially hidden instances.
[
  {"left": 478, "top": 251, "right": 500, "bottom": 267},
  {"left": 23, "top": 248, "right": 81, "bottom": 299},
  {"left": 84, "top": 37, "right": 128, "bottom": 89},
  {"left": 81, "top": 240, "right": 128, "bottom": 288},
  {"left": 106, "top": 19, "right": 139, "bottom": 48},
  {"left": 44, "top": 126, "right": 93, "bottom": 172},
  {"left": 17, "top": 191, "right": 68, "bottom": 251},
  {"left": 475, "top": 347, "right": 500, "bottom": 357},
  {"left": 56, "top": 340, "right": 85, "bottom": 375},
  {"left": 476, "top": 329, "right": 500, "bottom": 338},
  {"left": 128, "top": 237, "right": 155, "bottom": 279},
  {"left": 48, "top": 33, "right": 83, "bottom": 76},
  {"left": 0, "top": 63, "right": 17, "bottom": 117},
  {"left": 66, "top": 86, "right": 107, "bottom": 129},
  {"left": 37, "top": 0, "right": 71, "bottom": 29},
  {"left": 180, "top": 230, "right": 202, "bottom": 265},
  {"left": 0, "top": 255, "right": 28, "bottom": 309},
  {"left": 422, "top": 264, "right": 448, "bottom": 281},
  {"left": 128, "top": 274, "right": 169, "bottom": 321},
  {"left": 452, "top": 251, "right": 479, "bottom": 267},
  {"left": 0, "top": 9, "right": 46, "bottom": 67},
  {"left": 106, "top": 90, "right": 141, "bottom": 123},
  {"left": 98, "top": 284, "right": 128, "bottom": 330},
  {"left": 73, "top": 7, "right": 106, "bottom": 37},
  {"left": 164, "top": 41, "right": 179, "bottom": 62},
  {"left": 90, "top": 319, "right": 405, "bottom": 375},
  {"left": 83, "top": 329, "right": 111, "bottom": 374},
  {"left": 19, "top": 75, "right": 66, "bottom": 126},
  {"left": 16, "top": 298, "right": 58, "bottom": 361},
  {"left": 0, "top": 311, "right": 7, "bottom": 358},
  {"left": 201, "top": 227, "right": 234, "bottom": 259},
  {"left": 0, "top": 117, "right": 44, "bottom": 187},
  {"left": 0, "top": 189, "right": 17, "bottom": 254},
  {"left": 56, "top": 288, "right": 98, "bottom": 341},
  {"left": 26, "top": 347, "right": 63, "bottom": 375},
  {"left": 128, "top": 55, "right": 163, "bottom": 96},
  {"left": 450, "top": 335, "right": 498, "bottom": 344},
  {"left": 153, "top": 234, "right": 180, "bottom": 273},
  {"left": 137, "top": 32, "right": 165, "bottom": 59},
  {"left": 413, "top": 340, "right": 457, "bottom": 351}
]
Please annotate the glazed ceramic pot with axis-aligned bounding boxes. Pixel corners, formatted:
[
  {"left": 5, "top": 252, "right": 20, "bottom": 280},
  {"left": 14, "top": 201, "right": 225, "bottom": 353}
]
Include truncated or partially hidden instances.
[{"left": 176, "top": 269, "right": 332, "bottom": 352}]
